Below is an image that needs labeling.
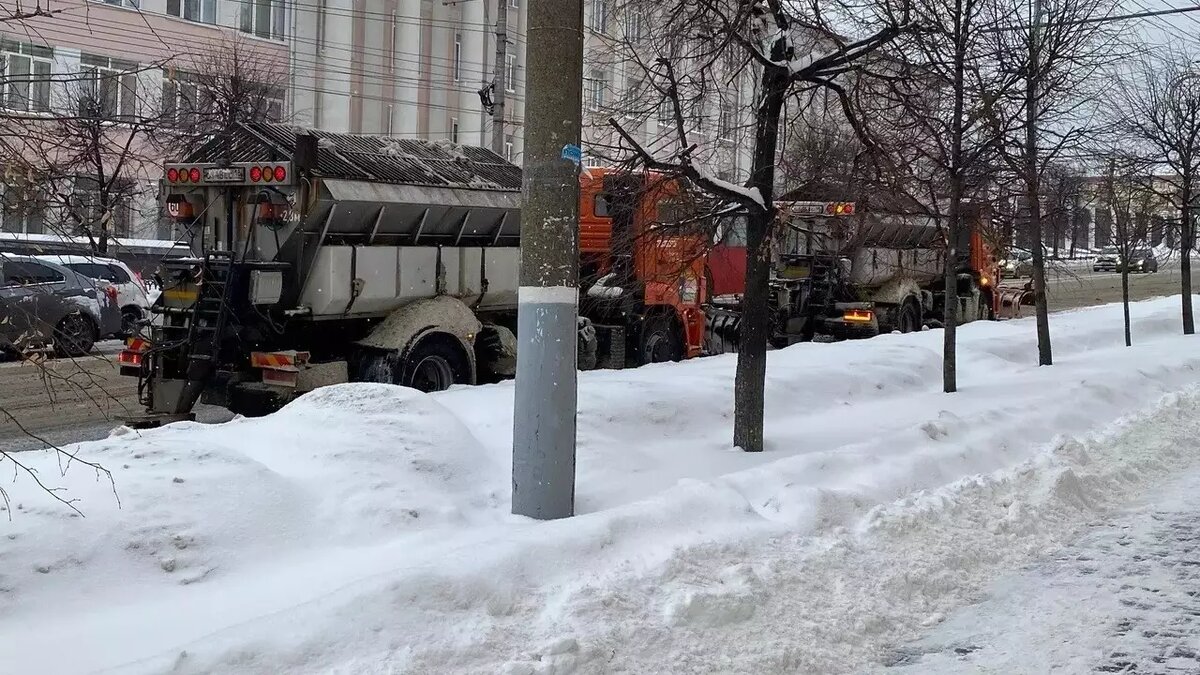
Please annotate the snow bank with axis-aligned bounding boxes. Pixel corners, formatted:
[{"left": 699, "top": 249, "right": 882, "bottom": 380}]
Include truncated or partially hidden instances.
[{"left": 3, "top": 298, "right": 1200, "bottom": 674}]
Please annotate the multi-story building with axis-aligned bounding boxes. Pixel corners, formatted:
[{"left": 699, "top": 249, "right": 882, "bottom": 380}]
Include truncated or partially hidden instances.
[
  {"left": 1, "top": 0, "right": 760, "bottom": 245},
  {"left": 291, "top": 0, "right": 754, "bottom": 177},
  {"left": 0, "top": 0, "right": 288, "bottom": 241}
]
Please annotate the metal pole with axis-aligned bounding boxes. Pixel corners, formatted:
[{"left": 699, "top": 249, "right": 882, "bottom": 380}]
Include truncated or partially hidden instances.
[
  {"left": 511, "top": 0, "right": 583, "bottom": 520},
  {"left": 491, "top": 0, "right": 508, "bottom": 155}
]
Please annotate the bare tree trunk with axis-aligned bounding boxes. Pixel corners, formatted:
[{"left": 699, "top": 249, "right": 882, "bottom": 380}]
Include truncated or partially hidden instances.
[
  {"left": 1026, "top": 61, "right": 1052, "bottom": 366},
  {"left": 1122, "top": 265, "right": 1131, "bottom": 346},
  {"left": 732, "top": 68, "right": 787, "bottom": 453},
  {"left": 1182, "top": 187, "right": 1195, "bottom": 335}
]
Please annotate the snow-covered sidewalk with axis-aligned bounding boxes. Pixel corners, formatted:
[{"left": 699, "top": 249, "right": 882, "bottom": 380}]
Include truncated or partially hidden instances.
[
  {"left": 883, "top": 447, "right": 1200, "bottom": 674},
  {"left": 3, "top": 297, "right": 1200, "bottom": 674}
]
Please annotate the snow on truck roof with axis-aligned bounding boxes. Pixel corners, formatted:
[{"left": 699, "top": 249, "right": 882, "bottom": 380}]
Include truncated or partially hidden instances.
[{"left": 185, "top": 123, "right": 522, "bottom": 193}]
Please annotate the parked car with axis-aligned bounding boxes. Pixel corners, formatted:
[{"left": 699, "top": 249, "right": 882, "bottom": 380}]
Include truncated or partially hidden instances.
[
  {"left": 1001, "top": 248, "right": 1034, "bottom": 278},
  {"left": 1093, "top": 247, "right": 1120, "bottom": 272},
  {"left": 0, "top": 253, "right": 122, "bottom": 357},
  {"left": 1093, "top": 247, "right": 1159, "bottom": 273},
  {"left": 36, "top": 254, "right": 153, "bottom": 336},
  {"left": 1122, "top": 248, "right": 1159, "bottom": 274}
]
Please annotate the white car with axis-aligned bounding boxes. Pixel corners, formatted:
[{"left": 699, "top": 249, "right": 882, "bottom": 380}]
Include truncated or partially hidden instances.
[{"left": 35, "top": 254, "right": 152, "bottom": 336}]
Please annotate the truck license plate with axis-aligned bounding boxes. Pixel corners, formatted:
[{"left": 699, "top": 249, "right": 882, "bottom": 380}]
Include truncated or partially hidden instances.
[{"left": 203, "top": 167, "right": 246, "bottom": 183}]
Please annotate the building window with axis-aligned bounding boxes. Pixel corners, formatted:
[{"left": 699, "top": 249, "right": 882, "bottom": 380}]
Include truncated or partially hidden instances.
[
  {"left": 657, "top": 98, "right": 672, "bottom": 127},
  {"left": 627, "top": 77, "right": 644, "bottom": 101},
  {"left": 587, "top": 70, "right": 607, "bottom": 111},
  {"left": 97, "top": 0, "right": 139, "bottom": 8},
  {"left": 509, "top": 0, "right": 518, "bottom": 7},
  {"left": 161, "top": 71, "right": 203, "bottom": 127},
  {"left": 505, "top": 52, "right": 516, "bottom": 93},
  {"left": 451, "top": 118, "right": 459, "bottom": 143},
  {"left": 240, "top": 0, "right": 285, "bottom": 40},
  {"left": 504, "top": 135, "right": 514, "bottom": 162},
  {"left": 0, "top": 42, "right": 53, "bottom": 113},
  {"left": 589, "top": 0, "right": 609, "bottom": 33},
  {"left": 0, "top": 181, "right": 45, "bottom": 235},
  {"left": 453, "top": 33, "right": 462, "bottom": 82},
  {"left": 80, "top": 54, "right": 139, "bottom": 119},
  {"left": 388, "top": 10, "right": 397, "bottom": 74},
  {"left": 626, "top": 10, "right": 644, "bottom": 40},
  {"left": 166, "top": 0, "right": 216, "bottom": 24},
  {"left": 718, "top": 99, "right": 735, "bottom": 141}
]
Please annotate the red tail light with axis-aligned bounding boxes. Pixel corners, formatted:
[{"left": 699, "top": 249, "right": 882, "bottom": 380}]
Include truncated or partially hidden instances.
[
  {"left": 104, "top": 285, "right": 118, "bottom": 302},
  {"left": 118, "top": 350, "right": 142, "bottom": 367},
  {"left": 188, "top": 168, "right": 201, "bottom": 183},
  {"left": 273, "top": 166, "right": 286, "bottom": 181},
  {"left": 166, "top": 168, "right": 179, "bottom": 182},
  {"left": 250, "top": 166, "right": 263, "bottom": 182}
]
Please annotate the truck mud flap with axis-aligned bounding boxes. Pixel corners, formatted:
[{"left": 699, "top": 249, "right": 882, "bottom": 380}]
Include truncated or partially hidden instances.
[{"left": 593, "top": 324, "right": 625, "bottom": 370}]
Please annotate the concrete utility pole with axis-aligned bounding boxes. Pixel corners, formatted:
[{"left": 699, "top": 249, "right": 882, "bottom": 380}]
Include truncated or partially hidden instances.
[
  {"left": 511, "top": 0, "right": 583, "bottom": 520},
  {"left": 491, "top": 0, "right": 507, "bottom": 155}
]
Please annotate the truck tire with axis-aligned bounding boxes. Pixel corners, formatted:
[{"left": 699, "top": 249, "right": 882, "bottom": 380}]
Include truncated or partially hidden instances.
[
  {"left": 898, "top": 299, "right": 921, "bottom": 333},
  {"left": 639, "top": 315, "right": 682, "bottom": 365},
  {"left": 400, "top": 335, "right": 472, "bottom": 392}
]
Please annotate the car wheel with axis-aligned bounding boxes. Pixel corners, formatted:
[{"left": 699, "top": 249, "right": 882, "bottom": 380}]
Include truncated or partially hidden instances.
[
  {"left": 53, "top": 312, "right": 96, "bottom": 358},
  {"left": 121, "top": 306, "right": 143, "bottom": 337}
]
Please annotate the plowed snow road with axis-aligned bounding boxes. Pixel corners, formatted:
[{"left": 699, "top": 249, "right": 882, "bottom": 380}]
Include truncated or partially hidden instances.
[{"left": 1, "top": 262, "right": 1197, "bottom": 454}]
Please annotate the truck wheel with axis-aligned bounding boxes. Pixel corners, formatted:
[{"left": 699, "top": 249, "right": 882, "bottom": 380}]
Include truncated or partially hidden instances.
[
  {"left": 401, "top": 336, "right": 471, "bottom": 392},
  {"left": 898, "top": 299, "right": 921, "bottom": 333},
  {"left": 639, "top": 315, "right": 682, "bottom": 365}
]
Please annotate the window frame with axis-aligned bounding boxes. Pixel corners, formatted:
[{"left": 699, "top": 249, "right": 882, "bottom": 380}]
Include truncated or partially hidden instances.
[
  {"left": 453, "top": 33, "right": 463, "bottom": 82},
  {"left": 0, "top": 43, "right": 54, "bottom": 113},
  {"left": 505, "top": 51, "right": 517, "bottom": 93}
]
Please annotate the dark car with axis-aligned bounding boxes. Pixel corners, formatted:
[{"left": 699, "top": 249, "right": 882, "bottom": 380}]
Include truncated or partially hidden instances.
[
  {"left": 1122, "top": 248, "right": 1159, "bottom": 274},
  {"left": 0, "top": 254, "right": 121, "bottom": 357}
]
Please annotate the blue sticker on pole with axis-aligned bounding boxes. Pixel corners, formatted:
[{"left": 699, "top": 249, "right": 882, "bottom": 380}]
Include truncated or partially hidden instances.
[{"left": 561, "top": 144, "right": 582, "bottom": 165}]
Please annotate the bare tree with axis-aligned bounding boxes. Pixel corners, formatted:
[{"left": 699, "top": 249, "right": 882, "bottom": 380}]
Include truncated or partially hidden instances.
[
  {"left": 1041, "top": 161, "right": 1085, "bottom": 258},
  {"left": 991, "top": 0, "right": 1120, "bottom": 365},
  {"left": 602, "top": 0, "right": 909, "bottom": 452},
  {"left": 862, "top": 0, "right": 1018, "bottom": 392},
  {"left": 1096, "top": 151, "right": 1152, "bottom": 346},
  {"left": 1117, "top": 49, "right": 1200, "bottom": 335},
  {"left": 159, "top": 34, "right": 289, "bottom": 158},
  {"left": 0, "top": 62, "right": 164, "bottom": 255}
]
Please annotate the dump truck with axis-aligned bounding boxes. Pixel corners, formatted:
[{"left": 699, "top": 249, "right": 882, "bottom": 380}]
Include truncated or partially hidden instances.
[
  {"left": 706, "top": 201, "right": 1000, "bottom": 347},
  {"left": 120, "top": 124, "right": 706, "bottom": 423}
]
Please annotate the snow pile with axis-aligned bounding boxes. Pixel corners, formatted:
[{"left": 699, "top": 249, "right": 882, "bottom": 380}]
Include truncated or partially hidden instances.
[{"left": 3, "top": 298, "right": 1200, "bottom": 674}]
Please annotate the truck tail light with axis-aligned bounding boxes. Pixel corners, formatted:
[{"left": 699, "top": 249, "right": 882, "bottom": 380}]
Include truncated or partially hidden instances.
[
  {"left": 273, "top": 166, "right": 286, "bottom": 181},
  {"left": 250, "top": 166, "right": 263, "bottom": 182},
  {"left": 188, "top": 168, "right": 201, "bottom": 183},
  {"left": 166, "top": 168, "right": 179, "bottom": 182},
  {"left": 843, "top": 308, "right": 874, "bottom": 323},
  {"left": 118, "top": 350, "right": 142, "bottom": 367}
]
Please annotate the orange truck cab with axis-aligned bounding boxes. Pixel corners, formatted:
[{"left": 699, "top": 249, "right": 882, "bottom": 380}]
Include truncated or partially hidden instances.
[{"left": 577, "top": 169, "right": 707, "bottom": 366}]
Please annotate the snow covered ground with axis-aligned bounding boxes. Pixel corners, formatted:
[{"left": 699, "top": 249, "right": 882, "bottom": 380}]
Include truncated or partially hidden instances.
[
  {"left": 884, "top": 452, "right": 1200, "bottom": 673},
  {"left": 3, "top": 297, "right": 1200, "bottom": 674}
]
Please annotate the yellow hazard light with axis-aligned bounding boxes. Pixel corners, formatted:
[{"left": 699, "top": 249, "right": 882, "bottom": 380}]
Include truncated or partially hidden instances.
[
  {"left": 980, "top": 275, "right": 990, "bottom": 287},
  {"left": 843, "top": 308, "right": 874, "bottom": 323}
]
